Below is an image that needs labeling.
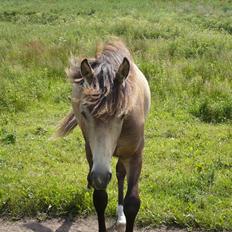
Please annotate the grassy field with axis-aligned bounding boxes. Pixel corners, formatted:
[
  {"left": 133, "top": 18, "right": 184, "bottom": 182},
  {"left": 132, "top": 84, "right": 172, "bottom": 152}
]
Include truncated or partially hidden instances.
[{"left": 0, "top": 0, "right": 232, "bottom": 230}]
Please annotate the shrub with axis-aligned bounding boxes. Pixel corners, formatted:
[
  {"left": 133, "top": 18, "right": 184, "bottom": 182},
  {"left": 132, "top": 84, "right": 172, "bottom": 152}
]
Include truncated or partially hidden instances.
[{"left": 191, "top": 99, "right": 232, "bottom": 123}]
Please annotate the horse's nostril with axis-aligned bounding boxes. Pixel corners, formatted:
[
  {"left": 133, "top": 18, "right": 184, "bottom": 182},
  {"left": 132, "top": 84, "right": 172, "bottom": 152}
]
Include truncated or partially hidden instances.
[{"left": 90, "top": 170, "right": 112, "bottom": 190}]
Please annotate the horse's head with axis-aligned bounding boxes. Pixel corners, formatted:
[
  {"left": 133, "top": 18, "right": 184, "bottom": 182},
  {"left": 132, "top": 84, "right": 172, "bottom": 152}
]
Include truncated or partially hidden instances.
[{"left": 71, "top": 57, "right": 131, "bottom": 190}]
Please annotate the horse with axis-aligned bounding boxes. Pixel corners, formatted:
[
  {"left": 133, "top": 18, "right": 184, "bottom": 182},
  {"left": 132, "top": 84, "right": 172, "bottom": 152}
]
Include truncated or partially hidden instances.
[{"left": 54, "top": 39, "right": 151, "bottom": 232}]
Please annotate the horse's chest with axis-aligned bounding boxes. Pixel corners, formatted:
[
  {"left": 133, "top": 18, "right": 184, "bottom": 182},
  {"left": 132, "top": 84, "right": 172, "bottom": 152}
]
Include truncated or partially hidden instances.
[{"left": 115, "top": 121, "right": 144, "bottom": 157}]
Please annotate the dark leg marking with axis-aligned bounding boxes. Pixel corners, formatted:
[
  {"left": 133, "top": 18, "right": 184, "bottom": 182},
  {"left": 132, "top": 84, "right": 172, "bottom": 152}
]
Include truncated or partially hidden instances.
[
  {"left": 93, "top": 189, "right": 108, "bottom": 232},
  {"left": 116, "top": 159, "right": 126, "bottom": 205},
  {"left": 85, "top": 143, "right": 93, "bottom": 189},
  {"left": 124, "top": 153, "right": 142, "bottom": 232}
]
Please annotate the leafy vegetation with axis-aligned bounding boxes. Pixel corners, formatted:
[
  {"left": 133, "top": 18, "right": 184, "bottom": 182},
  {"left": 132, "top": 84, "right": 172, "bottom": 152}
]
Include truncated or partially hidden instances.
[{"left": 0, "top": 0, "right": 232, "bottom": 230}]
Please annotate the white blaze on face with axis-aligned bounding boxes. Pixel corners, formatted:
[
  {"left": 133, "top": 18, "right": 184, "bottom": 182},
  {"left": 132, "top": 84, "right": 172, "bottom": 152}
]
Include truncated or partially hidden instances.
[{"left": 88, "top": 116, "right": 123, "bottom": 174}]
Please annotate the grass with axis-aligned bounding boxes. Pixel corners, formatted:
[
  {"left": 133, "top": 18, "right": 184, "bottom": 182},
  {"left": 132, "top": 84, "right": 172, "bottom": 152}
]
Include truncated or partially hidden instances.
[{"left": 0, "top": 0, "right": 232, "bottom": 230}]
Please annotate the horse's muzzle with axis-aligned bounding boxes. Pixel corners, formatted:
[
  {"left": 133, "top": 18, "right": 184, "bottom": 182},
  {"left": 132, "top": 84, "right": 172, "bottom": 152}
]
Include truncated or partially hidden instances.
[{"left": 90, "top": 170, "right": 112, "bottom": 190}]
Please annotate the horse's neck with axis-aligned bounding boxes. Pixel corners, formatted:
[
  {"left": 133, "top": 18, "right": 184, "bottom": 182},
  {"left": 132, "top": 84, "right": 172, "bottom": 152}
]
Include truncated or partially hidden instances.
[{"left": 132, "top": 63, "right": 151, "bottom": 118}]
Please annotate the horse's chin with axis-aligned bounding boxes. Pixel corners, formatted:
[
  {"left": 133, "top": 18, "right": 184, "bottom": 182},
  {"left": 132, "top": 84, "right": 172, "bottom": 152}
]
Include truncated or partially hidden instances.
[
  {"left": 91, "top": 182, "right": 109, "bottom": 191},
  {"left": 94, "top": 186, "right": 107, "bottom": 191}
]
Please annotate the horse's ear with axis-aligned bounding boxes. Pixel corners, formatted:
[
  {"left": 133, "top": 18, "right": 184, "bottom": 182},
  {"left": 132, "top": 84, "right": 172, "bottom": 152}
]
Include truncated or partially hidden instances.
[
  {"left": 115, "top": 57, "right": 130, "bottom": 84},
  {"left": 80, "top": 59, "right": 93, "bottom": 85}
]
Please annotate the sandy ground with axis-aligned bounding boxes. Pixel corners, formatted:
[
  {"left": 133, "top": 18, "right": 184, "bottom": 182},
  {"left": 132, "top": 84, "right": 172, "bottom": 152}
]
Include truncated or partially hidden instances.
[{"left": 0, "top": 216, "right": 191, "bottom": 232}]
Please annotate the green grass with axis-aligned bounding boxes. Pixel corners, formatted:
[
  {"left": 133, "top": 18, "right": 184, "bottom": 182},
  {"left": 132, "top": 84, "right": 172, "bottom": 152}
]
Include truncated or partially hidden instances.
[{"left": 0, "top": 0, "right": 232, "bottom": 230}]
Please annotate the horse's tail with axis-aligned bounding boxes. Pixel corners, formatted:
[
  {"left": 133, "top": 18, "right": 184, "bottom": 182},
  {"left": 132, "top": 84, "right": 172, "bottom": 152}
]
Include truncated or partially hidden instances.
[{"left": 51, "top": 111, "right": 78, "bottom": 139}]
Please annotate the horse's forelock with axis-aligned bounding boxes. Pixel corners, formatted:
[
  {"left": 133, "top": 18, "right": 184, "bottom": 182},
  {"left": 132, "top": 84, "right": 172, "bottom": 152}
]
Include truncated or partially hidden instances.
[{"left": 68, "top": 39, "right": 134, "bottom": 118}]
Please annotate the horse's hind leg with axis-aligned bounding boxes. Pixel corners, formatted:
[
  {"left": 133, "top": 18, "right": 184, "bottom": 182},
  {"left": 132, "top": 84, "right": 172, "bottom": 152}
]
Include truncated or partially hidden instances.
[
  {"left": 123, "top": 153, "right": 142, "bottom": 232},
  {"left": 116, "top": 159, "right": 126, "bottom": 231}
]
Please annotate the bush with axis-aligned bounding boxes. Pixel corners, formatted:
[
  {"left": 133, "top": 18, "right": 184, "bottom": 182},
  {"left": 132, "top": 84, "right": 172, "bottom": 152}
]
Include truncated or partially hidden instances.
[{"left": 191, "top": 99, "right": 232, "bottom": 123}]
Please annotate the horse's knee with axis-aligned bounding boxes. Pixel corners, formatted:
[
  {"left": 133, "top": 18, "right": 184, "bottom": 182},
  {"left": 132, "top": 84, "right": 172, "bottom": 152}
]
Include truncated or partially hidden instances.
[
  {"left": 93, "top": 190, "right": 108, "bottom": 214},
  {"left": 93, "top": 190, "right": 108, "bottom": 232},
  {"left": 123, "top": 195, "right": 140, "bottom": 232},
  {"left": 116, "top": 171, "right": 125, "bottom": 181},
  {"left": 124, "top": 195, "right": 140, "bottom": 219}
]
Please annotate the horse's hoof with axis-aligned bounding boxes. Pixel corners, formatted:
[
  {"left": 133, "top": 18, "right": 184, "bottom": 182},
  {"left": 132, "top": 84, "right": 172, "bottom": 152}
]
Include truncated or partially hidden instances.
[{"left": 116, "top": 221, "right": 126, "bottom": 232}]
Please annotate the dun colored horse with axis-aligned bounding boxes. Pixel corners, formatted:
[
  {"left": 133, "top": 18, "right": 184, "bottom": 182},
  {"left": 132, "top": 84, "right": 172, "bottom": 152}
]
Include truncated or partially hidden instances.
[{"left": 55, "top": 39, "right": 151, "bottom": 232}]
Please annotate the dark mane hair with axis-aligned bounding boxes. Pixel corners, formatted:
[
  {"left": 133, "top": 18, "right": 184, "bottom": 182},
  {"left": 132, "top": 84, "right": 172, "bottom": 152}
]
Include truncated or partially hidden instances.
[{"left": 66, "top": 39, "right": 136, "bottom": 119}]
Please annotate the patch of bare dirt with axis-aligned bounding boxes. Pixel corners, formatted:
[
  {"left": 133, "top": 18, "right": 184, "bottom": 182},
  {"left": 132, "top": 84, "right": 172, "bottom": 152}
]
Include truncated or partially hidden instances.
[{"left": 0, "top": 216, "right": 191, "bottom": 232}]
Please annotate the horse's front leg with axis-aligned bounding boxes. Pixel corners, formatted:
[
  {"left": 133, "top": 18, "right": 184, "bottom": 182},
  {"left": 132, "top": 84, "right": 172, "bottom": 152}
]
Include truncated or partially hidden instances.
[
  {"left": 85, "top": 143, "right": 108, "bottom": 231},
  {"left": 123, "top": 153, "right": 142, "bottom": 232},
  {"left": 116, "top": 159, "right": 126, "bottom": 231},
  {"left": 85, "top": 143, "right": 93, "bottom": 189},
  {"left": 93, "top": 189, "right": 108, "bottom": 232}
]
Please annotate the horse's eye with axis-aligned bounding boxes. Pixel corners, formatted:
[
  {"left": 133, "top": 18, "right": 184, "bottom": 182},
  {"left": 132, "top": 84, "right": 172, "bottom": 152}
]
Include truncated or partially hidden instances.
[{"left": 81, "top": 111, "right": 87, "bottom": 119}]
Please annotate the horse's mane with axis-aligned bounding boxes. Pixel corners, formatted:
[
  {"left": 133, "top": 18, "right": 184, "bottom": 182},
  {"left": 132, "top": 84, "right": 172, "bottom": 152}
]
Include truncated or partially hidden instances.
[{"left": 66, "top": 39, "right": 136, "bottom": 119}]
